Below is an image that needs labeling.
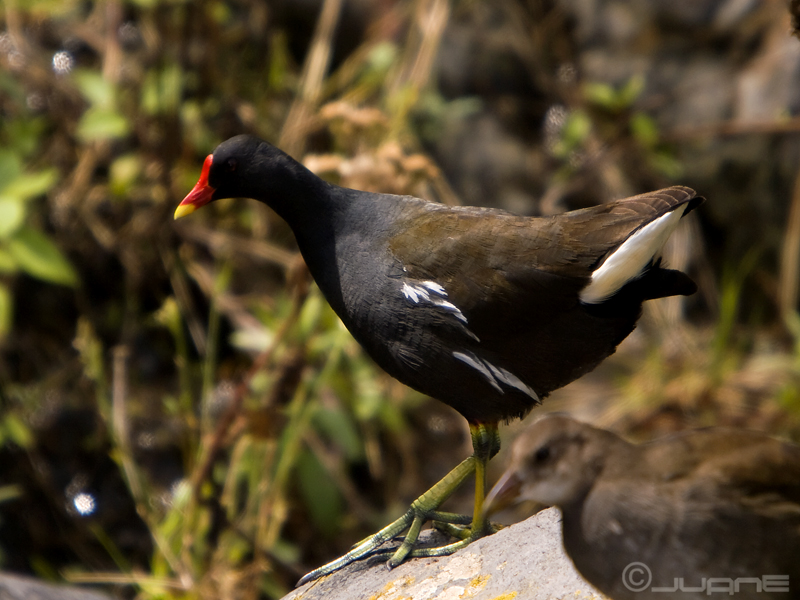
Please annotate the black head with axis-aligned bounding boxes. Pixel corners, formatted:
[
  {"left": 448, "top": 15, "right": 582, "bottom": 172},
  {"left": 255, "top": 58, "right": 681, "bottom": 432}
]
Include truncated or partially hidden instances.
[{"left": 174, "top": 135, "right": 304, "bottom": 219}]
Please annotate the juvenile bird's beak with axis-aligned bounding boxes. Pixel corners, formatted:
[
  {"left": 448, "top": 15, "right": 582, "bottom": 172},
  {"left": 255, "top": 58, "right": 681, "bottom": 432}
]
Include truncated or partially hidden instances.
[
  {"left": 483, "top": 469, "right": 523, "bottom": 518},
  {"left": 174, "top": 154, "right": 215, "bottom": 219}
]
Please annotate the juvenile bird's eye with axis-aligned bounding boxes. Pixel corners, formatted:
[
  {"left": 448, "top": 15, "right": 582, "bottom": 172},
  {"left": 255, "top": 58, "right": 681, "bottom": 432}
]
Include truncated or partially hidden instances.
[
  {"left": 226, "top": 158, "right": 237, "bottom": 171},
  {"left": 534, "top": 446, "right": 550, "bottom": 462}
]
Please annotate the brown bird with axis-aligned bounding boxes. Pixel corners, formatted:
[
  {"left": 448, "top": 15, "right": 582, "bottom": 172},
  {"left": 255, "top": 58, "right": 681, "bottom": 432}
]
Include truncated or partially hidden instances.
[
  {"left": 484, "top": 415, "right": 800, "bottom": 600},
  {"left": 175, "top": 136, "right": 702, "bottom": 584}
]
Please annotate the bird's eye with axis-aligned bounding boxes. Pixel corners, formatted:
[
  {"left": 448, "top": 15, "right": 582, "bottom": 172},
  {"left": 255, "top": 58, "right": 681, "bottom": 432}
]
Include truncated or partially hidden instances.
[
  {"left": 226, "top": 158, "right": 237, "bottom": 172},
  {"left": 533, "top": 446, "right": 550, "bottom": 462}
]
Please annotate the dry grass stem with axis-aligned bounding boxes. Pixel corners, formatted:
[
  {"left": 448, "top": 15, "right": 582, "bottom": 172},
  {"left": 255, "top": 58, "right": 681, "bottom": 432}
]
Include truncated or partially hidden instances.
[
  {"left": 112, "top": 346, "right": 193, "bottom": 589},
  {"left": 279, "top": 0, "right": 345, "bottom": 155},
  {"left": 779, "top": 169, "right": 800, "bottom": 319}
]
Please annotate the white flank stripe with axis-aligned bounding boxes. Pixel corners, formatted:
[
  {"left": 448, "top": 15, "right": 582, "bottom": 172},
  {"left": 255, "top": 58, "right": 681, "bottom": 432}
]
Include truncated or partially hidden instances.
[
  {"left": 421, "top": 281, "right": 446, "bottom": 295},
  {"left": 434, "top": 299, "right": 468, "bottom": 323},
  {"left": 486, "top": 362, "right": 540, "bottom": 400},
  {"left": 453, "top": 351, "right": 538, "bottom": 400},
  {"left": 580, "top": 206, "right": 686, "bottom": 304},
  {"left": 401, "top": 280, "right": 470, "bottom": 324},
  {"left": 453, "top": 352, "right": 503, "bottom": 393},
  {"left": 401, "top": 282, "right": 428, "bottom": 303}
]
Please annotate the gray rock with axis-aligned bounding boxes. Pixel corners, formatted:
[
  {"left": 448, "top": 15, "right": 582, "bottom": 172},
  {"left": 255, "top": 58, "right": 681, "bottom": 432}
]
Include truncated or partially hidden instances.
[
  {"left": 283, "top": 507, "right": 604, "bottom": 600},
  {"left": 0, "top": 573, "right": 112, "bottom": 600}
]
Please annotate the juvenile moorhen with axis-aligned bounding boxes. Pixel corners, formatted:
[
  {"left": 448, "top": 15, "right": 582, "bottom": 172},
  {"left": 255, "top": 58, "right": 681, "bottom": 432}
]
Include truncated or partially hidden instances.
[
  {"left": 484, "top": 416, "right": 800, "bottom": 600},
  {"left": 175, "top": 135, "right": 703, "bottom": 584}
]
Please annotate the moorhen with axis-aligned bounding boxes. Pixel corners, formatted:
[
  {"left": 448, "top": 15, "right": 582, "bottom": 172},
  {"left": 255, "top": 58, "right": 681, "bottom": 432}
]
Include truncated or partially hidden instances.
[
  {"left": 484, "top": 415, "right": 800, "bottom": 600},
  {"left": 174, "top": 135, "right": 703, "bottom": 584}
]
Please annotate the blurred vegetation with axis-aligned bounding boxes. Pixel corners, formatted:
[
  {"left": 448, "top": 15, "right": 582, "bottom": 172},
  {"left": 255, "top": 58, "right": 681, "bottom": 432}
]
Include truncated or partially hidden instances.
[{"left": 0, "top": 0, "right": 799, "bottom": 599}]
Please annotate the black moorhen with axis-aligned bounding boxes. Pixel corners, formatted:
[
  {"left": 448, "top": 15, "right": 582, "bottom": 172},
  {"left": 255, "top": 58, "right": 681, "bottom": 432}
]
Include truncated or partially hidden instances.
[
  {"left": 174, "top": 135, "right": 703, "bottom": 584},
  {"left": 484, "top": 416, "right": 800, "bottom": 600}
]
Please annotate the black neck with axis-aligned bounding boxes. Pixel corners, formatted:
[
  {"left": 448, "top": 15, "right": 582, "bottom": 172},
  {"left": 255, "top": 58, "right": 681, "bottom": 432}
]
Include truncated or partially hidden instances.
[
  {"left": 250, "top": 147, "right": 347, "bottom": 231},
  {"left": 247, "top": 149, "right": 354, "bottom": 315}
]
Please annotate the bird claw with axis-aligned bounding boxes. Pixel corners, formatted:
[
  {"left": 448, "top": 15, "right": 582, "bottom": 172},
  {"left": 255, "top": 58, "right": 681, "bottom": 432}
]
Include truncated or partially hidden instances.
[
  {"left": 297, "top": 426, "right": 501, "bottom": 587},
  {"left": 432, "top": 520, "right": 471, "bottom": 539},
  {"left": 296, "top": 508, "right": 501, "bottom": 586},
  {"left": 346, "top": 511, "right": 468, "bottom": 550}
]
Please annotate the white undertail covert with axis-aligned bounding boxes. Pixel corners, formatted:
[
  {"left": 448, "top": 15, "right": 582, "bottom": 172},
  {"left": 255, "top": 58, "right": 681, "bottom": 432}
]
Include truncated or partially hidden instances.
[{"left": 579, "top": 205, "right": 687, "bottom": 304}]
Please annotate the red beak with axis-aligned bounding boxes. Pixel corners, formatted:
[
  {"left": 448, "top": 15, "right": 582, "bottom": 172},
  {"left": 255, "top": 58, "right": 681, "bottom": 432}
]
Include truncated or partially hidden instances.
[{"left": 174, "top": 154, "right": 215, "bottom": 219}]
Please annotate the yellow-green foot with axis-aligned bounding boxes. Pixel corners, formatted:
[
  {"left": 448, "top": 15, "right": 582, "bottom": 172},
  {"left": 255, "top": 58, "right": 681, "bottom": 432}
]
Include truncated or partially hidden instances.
[{"left": 296, "top": 423, "right": 501, "bottom": 587}]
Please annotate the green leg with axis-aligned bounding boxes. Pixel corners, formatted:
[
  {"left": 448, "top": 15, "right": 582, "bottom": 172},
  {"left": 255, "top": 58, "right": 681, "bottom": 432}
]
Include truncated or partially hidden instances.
[
  {"left": 400, "top": 422, "right": 500, "bottom": 560},
  {"left": 297, "top": 422, "right": 501, "bottom": 586},
  {"left": 470, "top": 421, "right": 501, "bottom": 536}
]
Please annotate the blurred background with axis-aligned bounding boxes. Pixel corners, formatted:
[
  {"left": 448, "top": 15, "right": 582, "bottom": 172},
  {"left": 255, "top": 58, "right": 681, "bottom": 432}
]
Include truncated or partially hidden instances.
[{"left": 1, "top": 0, "right": 799, "bottom": 598}]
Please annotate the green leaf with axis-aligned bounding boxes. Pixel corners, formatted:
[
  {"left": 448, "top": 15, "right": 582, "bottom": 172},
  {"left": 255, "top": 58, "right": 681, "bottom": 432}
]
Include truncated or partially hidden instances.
[
  {"left": 14, "top": 0, "right": 78, "bottom": 18},
  {"left": 2, "top": 116, "right": 47, "bottom": 158},
  {"left": 0, "top": 247, "right": 18, "bottom": 273},
  {"left": 583, "top": 82, "right": 617, "bottom": 109},
  {"left": 0, "top": 70, "right": 27, "bottom": 106},
  {"left": 209, "top": 1, "right": 231, "bottom": 23},
  {"left": 77, "top": 107, "right": 130, "bottom": 141},
  {"left": 2, "top": 168, "right": 58, "bottom": 201},
  {"left": 6, "top": 227, "right": 78, "bottom": 287},
  {"left": 563, "top": 110, "right": 592, "bottom": 145},
  {"left": 141, "top": 70, "right": 160, "bottom": 115},
  {"left": 73, "top": 317, "right": 106, "bottom": 387},
  {"left": 649, "top": 150, "right": 683, "bottom": 179},
  {"left": 268, "top": 32, "right": 292, "bottom": 91},
  {"left": 0, "top": 283, "right": 11, "bottom": 338},
  {"left": 0, "top": 484, "right": 23, "bottom": 504},
  {"left": 312, "top": 406, "right": 363, "bottom": 461},
  {"left": 0, "top": 151, "right": 22, "bottom": 193},
  {"left": 298, "top": 290, "right": 325, "bottom": 337},
  {"left": 619, "top": 75, "right": 645, "bottom": 106},
  {"left": 352, "top": 356, "right": 384, "bottom": 421},
  {"left": 368, "top": 42, "right": 398, "bottom": 74},
  {"left": 0, "top": 199, "right": 26, "bottom": 238},
  {"left": 584, "top": 76, "right": 645, "bottom": 112},
  {"left": 110, "top": 154, "right": 141, "bottom": 196},
  {"left": 296, "top": 449, "right": 343, "bottom": 538},
  {"left": 552, "top": 109, "right": 592, "bottom": 157},
  {"left": 141, "top": 66, "right": 184, "bottom": 115},
  {"left": 79, "top": 111, "right": 127, "bottom": 142},
  {"left": 630, "top": 112, "right": 659, "bottom": 148},
  {"left": 229, "top": 327, "right": 274, "bottom": 352},
  {"left": 73, "top": 70, "right": 115, "bottom": 108},
  {"left": 160, "top": 64, "right": 183, "bottom": 114},
  {"left": 3, "top": 413, "right": 33, "bottom": 448},
  {"left": 180, "top": 102, "right": 216, "bottom": 154}
]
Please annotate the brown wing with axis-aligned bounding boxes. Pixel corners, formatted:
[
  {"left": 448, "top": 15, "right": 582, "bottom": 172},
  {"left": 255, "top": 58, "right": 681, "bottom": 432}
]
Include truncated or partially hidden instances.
[
  {"left": 580, "top": 430, "right": 800, "bottom": 586},
  {"left": 688, "top": 432, "right": 800, "bottom": 506},
  {"left": 387, "top": 186, "right": 701, "bottom": 336}
]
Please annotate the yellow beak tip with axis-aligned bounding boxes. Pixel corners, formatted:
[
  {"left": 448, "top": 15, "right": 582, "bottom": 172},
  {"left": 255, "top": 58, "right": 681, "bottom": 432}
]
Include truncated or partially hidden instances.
[{"left": 173, "top": 204, "right": 196, "bottom": 220}]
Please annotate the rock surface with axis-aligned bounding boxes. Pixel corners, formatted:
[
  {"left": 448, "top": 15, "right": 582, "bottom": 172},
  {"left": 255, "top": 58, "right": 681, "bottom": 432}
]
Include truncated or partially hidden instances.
[
  {"left": 283, "top": 508, "right": 604, "bottom": 600},
  {"left": 0, "top": 572, "right": 112, "bottom": 600}
]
